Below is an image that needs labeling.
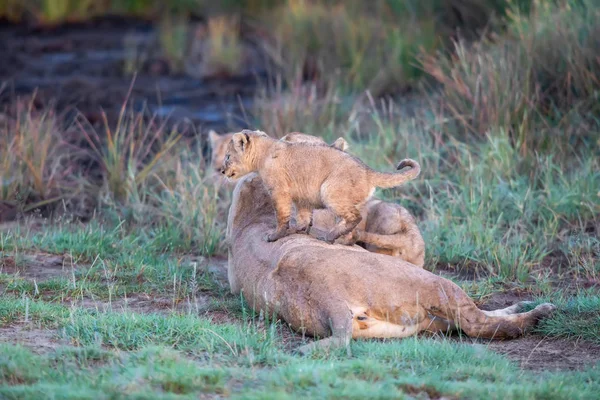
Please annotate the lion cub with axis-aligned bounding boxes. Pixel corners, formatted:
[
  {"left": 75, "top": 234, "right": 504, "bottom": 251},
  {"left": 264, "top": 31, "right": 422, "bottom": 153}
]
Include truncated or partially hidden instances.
[{"left": 220, "top": 129, "right": 420, "bottom": 243}]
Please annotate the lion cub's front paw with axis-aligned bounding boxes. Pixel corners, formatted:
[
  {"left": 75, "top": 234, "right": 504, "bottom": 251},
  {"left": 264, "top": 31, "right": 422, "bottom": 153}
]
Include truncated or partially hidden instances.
[{"left": 265, "top": 230, "right": 286, "bottom": 242}]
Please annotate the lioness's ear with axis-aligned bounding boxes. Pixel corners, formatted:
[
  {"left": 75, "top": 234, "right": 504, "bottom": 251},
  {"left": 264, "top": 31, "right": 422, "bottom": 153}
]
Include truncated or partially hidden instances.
[
  {"left": 208, "top": 130, "right": 219, "bottom": 147},
  {"left": 232, "top": 132, "right": 250, "bottom": 153},
  {"left": 331, "top": 137, "right": 349, "bottom": 151}
]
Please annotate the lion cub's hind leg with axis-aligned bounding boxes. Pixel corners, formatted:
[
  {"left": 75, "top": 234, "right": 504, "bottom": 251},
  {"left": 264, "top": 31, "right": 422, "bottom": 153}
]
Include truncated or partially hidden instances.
[
  {"left": 291, "top": 202, "right": 313, "bottom": 234},
  {"left": 319, "top": 207, "right": 363, "bottom": 244},
  {"left": 317, "top": 184, "right": 366, "bottom": 244},
  {"left": 266, "top": 189, "right": 294, "bottom": 242}
]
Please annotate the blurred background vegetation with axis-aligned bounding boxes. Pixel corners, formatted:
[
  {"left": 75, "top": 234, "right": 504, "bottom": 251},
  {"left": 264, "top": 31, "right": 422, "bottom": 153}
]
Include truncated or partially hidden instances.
[{"left": 0, "top": 0, "right": 537, "bottom": 91}]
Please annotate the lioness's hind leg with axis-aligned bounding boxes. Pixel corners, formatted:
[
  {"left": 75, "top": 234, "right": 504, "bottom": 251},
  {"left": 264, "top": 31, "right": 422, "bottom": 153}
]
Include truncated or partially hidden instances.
[
  {"left": 459, "top": 302, "right": 556, "bottom": 339},
  {"left": 482, "top": 301, "right": 535, "bottom": 317},
  {"left": 296, "top": 310, "right": 353, "bottom": 356}
]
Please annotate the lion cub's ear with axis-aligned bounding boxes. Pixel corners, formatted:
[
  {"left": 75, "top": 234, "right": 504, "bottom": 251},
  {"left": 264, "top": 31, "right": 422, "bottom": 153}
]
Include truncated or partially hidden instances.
[
  {"left": 331, "top": 137, "right": 349, "bottom": 151},
  {"left": 232, "top": 131, "right": 250, "bottom": 153},
  {"left": 255, "top": 130, "right": 268, "bottom": 137},
  {"left": 208, "top": 130, "right": 220, "bottom": 147}
]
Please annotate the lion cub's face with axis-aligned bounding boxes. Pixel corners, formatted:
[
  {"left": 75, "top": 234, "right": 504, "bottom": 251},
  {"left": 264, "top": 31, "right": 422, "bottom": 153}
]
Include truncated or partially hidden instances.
[{"left": 220, "top": 129, "right": 267, "bottom": 180}]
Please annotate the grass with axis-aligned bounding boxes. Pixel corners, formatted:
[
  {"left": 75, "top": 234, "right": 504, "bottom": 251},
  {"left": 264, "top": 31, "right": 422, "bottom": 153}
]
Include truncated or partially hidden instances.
[
  {"left": 260, "top": 0, "right": 438, "bottom": 92},
  {"left": 204, "top": 15, "right": 244, "bottom": 76},
  {"left": 1, "top": 329, "right": 600, "bottom": 398},
  {"left": 0, "top": 98, "right": 78, "bottom": 211},
  {"left": 0, "top": 199, "right": 599, "bottom": 397},
  {"left": 422, "top": 0, "right": 600, "bottom": 154},
  {"left": 157, "top": 15, "right": 190, "bottom": 74},
  {"left": 526, "top": 291, "right": 600, "bottom": 343}
]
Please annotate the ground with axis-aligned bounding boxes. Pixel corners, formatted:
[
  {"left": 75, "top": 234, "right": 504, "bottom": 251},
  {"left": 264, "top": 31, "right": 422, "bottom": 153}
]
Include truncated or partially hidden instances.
[{"left": 1, "top": 227, "right": 599, "bottom": 398}]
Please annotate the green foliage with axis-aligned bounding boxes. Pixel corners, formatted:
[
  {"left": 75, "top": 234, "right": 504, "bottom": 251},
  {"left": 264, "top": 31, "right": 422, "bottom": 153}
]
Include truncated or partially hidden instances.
[
  {"left": 1, "top": 337, "right": 600, "bottom": 398},
  {"left": 527, "top": 292, "right": 600, "bottom": 343},
  {"left": 0, "top": 100, "right": 76, "bottom": 208},
  {"left": 423, "top": 0, "right": 600, "bottom": 154}
]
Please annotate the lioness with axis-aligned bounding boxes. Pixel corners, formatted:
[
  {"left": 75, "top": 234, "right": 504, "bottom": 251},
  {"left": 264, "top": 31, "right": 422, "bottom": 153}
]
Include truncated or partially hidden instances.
[
  {"left": 281, "top": 132, "right": 349, "bottom": 152},
  {"left": 227, "top": 173, "right": 556, "bottom": 354},
  {"left": 208, "top": 130, "right": 233, "bottom": 175},
  {"left": 220, "top": 129, "right": 420, "bottom": 244}
]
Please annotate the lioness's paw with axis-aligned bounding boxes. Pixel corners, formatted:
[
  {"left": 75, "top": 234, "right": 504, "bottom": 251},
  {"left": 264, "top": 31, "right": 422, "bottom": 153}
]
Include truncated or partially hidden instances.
[
  {"left": 534, "top": 303, "right": 556, "bottom": 316},
  {"left": 514, "top": 301, "right": 535, "bottom": 313}
]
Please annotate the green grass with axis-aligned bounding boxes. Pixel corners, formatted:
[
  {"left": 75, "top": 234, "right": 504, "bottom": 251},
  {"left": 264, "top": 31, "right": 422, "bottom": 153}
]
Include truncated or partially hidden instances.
[
  {"left": 0, "top": 221, "right": 230, "bottom": 303},
  {"left": 1, "top": 337, "right": 600, "bottom": 399},
  {"left": 526, "top": 291, "right": 600, "bottom": 344}
]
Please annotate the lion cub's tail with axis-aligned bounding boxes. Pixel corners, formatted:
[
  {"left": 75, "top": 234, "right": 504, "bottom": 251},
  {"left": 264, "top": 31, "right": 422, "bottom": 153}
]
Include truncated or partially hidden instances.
[{"left": 369, "top": 159, "right": 420, "bottom": 189}]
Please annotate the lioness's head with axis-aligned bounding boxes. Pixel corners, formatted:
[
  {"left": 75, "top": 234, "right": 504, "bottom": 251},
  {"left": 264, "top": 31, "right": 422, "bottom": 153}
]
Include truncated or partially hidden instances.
[
  {"left": 208, "top": 130, "right": 234, "bottom": 173},
  {"left": 220, "top": 129, "right": 269, "bottom": 180},
  {"left": 282, "top": 132, "right": 349, "bottom": 152}
]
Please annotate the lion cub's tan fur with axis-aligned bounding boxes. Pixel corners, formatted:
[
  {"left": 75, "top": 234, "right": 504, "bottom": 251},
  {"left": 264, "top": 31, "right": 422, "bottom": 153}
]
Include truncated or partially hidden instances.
[
  {"left": 220, "top": 129, "right": 420, "bottom": 243},
  {"left": 282, "top": 132, "right": 425, "bottom": 266}
]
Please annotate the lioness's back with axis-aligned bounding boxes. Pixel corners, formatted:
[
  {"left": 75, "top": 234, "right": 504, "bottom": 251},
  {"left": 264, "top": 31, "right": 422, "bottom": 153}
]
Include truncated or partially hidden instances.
[{"left": 270, "top": 142, "right": 370, "bottom": 176}]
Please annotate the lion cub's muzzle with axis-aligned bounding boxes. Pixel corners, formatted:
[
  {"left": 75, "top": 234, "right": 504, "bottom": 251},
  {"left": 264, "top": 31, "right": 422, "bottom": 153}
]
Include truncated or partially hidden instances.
[{"left": 221, "top": 167, "right": 237, "bottom": 179}]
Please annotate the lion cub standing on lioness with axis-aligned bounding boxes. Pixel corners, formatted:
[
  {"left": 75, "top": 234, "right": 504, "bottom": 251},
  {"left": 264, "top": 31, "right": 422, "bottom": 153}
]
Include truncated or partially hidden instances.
[{"left": 220, "top": 129, "right": 420, "bottom": 243}]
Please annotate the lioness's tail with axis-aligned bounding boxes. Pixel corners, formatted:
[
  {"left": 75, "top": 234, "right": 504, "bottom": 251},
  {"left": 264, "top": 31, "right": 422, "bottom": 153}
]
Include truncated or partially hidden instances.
[{"left": 369, "top": 159, "right": 420, "bottom": 189}]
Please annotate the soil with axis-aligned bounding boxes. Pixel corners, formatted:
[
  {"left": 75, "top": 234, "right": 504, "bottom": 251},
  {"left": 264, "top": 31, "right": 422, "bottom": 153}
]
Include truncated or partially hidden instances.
[
  {"left": 0, "top": 251, "right": 75, "bottom": 281},
  {"left": 485, "top": 337, "right": 600, "bottom": 372},
  {"left": 0, "top": 323, "right": 71, "bottom": 353}
]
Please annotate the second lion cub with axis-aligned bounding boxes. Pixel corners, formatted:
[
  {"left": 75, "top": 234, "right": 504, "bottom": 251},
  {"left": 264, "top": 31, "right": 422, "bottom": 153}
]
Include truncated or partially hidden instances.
[{"left": 220, "top": 129, "right": 420, "bottom": 243}]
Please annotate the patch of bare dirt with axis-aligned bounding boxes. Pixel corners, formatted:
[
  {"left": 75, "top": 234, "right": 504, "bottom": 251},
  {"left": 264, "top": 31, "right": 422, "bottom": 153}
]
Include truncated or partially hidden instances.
[
  {"left": 469, "top": 289, "right": 600, "bottom": 371},
  {"left": 180, "top": 255, "right": 229, "bottom": 284},
  {"left": 0, "top": 324, "right": 70, "bottom": 353},
  {"left": 484, "top": 337, "right": 600, "bottom": 371},
  {"left": 0, "top": 251, "right": 76, "bottom": 281},
  {"left": 478, "top": 290, "right": 530, "bottom": 311},
  {"left": 67, "top": 292, "right": 222, "bottom": 315}
]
